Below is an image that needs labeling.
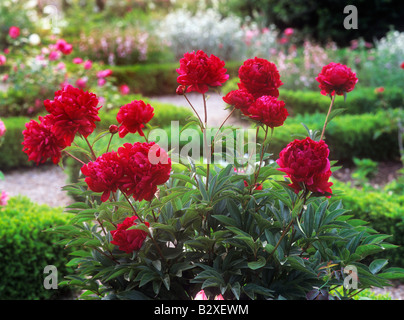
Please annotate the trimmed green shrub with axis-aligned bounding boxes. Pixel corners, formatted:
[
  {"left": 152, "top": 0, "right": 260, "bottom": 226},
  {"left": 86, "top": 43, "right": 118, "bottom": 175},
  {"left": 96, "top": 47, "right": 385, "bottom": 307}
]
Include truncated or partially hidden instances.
[
  {"left": 110, "top": 61, "right": 241, "bottom": 96},
  {"left": 0, "top": 116, "right": 33, "bottom": 171},
  {"left": 279, "top": 87, "right": 404, "bottom": 116},
  {"left": 0, "top": 196, "right": 73, "bottom": 300},
  {"left": 261, "top": 110, "right": 401, "bottom": 163},
  {"left": 331, "top": 179, "right": 404, "bottom": 267}
]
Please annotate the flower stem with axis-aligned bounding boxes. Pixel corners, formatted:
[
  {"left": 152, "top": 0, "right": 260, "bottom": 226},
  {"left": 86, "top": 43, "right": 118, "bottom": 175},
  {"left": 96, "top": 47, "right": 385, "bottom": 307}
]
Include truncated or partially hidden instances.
[
  {"left": 253, "top": 125, "right": 271, "bottom": 189},
  {"left": 183, "top": 92, "right": 204, "bottom": 130},
  {"left": 63, "top": 150, "right": 86, "bottom": 166},
  {"left": 120, "top": 189, "right": 144, "bottom": 224},
  {"left": 320, "top": 94, "right": 336, "bottom": 141},
  {"left": 83, "top": 135, "right": 97, "bottom": 160},
  {"left": 106, "top": 133, "right": 114, "bottom": 153},
  {"left": 203, "top": 93, "right": 210, "bottom": 191},
  {"left": 268, "top": 191, "right": 308, "bottom": 261}
]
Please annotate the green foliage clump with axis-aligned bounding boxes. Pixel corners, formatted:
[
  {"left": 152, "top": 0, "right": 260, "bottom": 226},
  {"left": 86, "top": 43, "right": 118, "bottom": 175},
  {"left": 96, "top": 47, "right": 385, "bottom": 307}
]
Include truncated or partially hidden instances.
[
  {"left": 0, "top": 197, "right": 73, "bottom": 300},
  {"left": 332, "top": 179, "right": 404, "bottom": 267},
  {"left": 279, "top": 87, "right": 404, "bottom": 116},
  {"left": 0, "top": 116, "right": 33, "bottom": 171}
]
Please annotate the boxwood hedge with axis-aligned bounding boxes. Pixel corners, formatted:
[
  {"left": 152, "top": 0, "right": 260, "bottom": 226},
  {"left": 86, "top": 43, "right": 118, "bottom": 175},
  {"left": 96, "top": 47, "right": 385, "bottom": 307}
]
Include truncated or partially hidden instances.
[{"left": 0, "top": 196, "right": 73, "bottom": 300}]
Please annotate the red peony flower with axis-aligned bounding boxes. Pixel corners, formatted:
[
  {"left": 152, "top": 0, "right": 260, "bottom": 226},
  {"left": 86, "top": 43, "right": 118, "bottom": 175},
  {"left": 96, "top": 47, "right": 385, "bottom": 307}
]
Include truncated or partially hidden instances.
[
  {"left": 81, "top": 151, "right": 125, "bottom": 202},
  {"left": 238, "top": 57, "right": 283, "bottom": 99},
  {"left": 222, "top": 89, "right": 255, "bottom": 116},
  {"left": 44, "top": 85, "right": 101, "bottom": 145},
  {"left": 22, "top": 114, "right": 67, "bottom": 165},
  {"left": 110, "top": 216, "right": 150, "bottom": 254},
  {"left": 9, "top": 26, "right": 20, "bottom": 39},
  {"left": 315, "top": 62, "right": 358, "bottom": 96},
  {"left": 116, "top": 100, "right": 154, "bottom": 138},
  {"left": 247, "top": 95, "right": 288, "bottom": 128},
  {"left": 400, "top": 62, "right": 404, "bottom": 69},
  {"left": 276, "top": 137, "right": 333, "bottom": 196},
  {"left": 176, "top": 50, "right": 229, "bottom": 94},
  {"left": 243, "top": 180, "right": 263, "bottom": 191},
  {"left": 117, "top": 142, "right": 171, "bottom": 202}
]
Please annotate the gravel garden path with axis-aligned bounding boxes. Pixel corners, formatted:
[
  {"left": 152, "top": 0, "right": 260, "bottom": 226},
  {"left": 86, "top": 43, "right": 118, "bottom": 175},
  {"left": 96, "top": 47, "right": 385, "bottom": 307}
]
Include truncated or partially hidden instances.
[{"left": 1, "top": 93, "right": 403, "bottom": 300}]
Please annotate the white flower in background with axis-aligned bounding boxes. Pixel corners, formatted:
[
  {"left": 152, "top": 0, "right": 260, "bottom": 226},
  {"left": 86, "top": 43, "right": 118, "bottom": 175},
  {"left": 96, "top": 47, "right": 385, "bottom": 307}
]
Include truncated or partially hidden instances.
[
  {"left": 28, "top": 33, "right": 41, "bottom": 46},
  {"left": 157, "top": 8, "right": 278, "bottom": 61}
]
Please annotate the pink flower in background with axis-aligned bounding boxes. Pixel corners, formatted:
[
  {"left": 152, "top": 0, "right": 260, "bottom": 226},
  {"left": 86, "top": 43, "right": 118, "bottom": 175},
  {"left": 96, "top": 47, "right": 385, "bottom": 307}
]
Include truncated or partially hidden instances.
[
  {"left": 73, "top": 57, "right": 83, "bottom": 64},
  {"left": 56, "top": 39, "right": 73, "bottom": 55},
  {"left": 98, "top": 78, "right": 106, "bottom": 87},
  {"left": 284, "top": 28, "right": 294, "bottom": 37},
  {"left": 48, "top": 51, "right": 60, "bottom": 61},
  {"left": 401, "top": 62, "right": 404, "bottom": 69},
  {"left": 75, "top": 77, "right": 87, "bottom": 89},
  {"left": 9, "top": 26, "right": 20, "bottom": 39},
  {"left": 97, "top": 69, "right": 113, "bottom": 78},
  {"left": 194, "top": 290, "right": 208, "bottom": 300},
  {"left": 119, "top": 84, "right": 130, "bottom": 95},
  {"left": 2, "top": 74, "right": 8, "bottom": 82},
  {"left": 3, "top": 48, "right": 10, "bottom": 55},
  {"left": 83, "top": 60, "right": 92, "bottom": 70},
  {"left": 215, "top": 294, "right": 224, "bottom": 300},
  {"left": 0, "top": 191, "right": 9, "bottom": 206},
  {"left": 56, "top": 62, "right": 66, "bottom": 70},
  {"left": 0, "top": 118, "right": 6, "bottom": 137},
  {"left": 0, "top": 55, "right": 6, "bottom": 66}
]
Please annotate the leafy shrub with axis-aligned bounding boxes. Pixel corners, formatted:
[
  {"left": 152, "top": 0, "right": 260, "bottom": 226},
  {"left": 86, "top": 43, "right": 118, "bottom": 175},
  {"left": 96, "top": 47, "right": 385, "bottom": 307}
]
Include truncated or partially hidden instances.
[
  {"left": 19, "top": 52, "right": 404, "bottom": 300},
  {"left": 332, "top": 179, "right": 404, "bottom": 267},
  {"left": 351, "top": 158, "right": 378, "bottom": 183},
  {"left": 0, "top": 116, "right": 33, "bottom": 171},
  {"left": 0, "top": 196, "right": 73, "bottom": 300},
  {"left": 353, "top": 30, "right": 404, "bottom": 88},
  {"left": 279, "top": 87, "right": 404, "bottom": 116}
]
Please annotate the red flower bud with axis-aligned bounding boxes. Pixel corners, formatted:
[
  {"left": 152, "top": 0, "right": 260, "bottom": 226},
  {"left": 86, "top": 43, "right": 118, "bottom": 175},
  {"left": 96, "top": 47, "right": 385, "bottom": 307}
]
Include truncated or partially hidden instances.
[{"left": 109, "top": 124, "right": 119, "bottom": 134}]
